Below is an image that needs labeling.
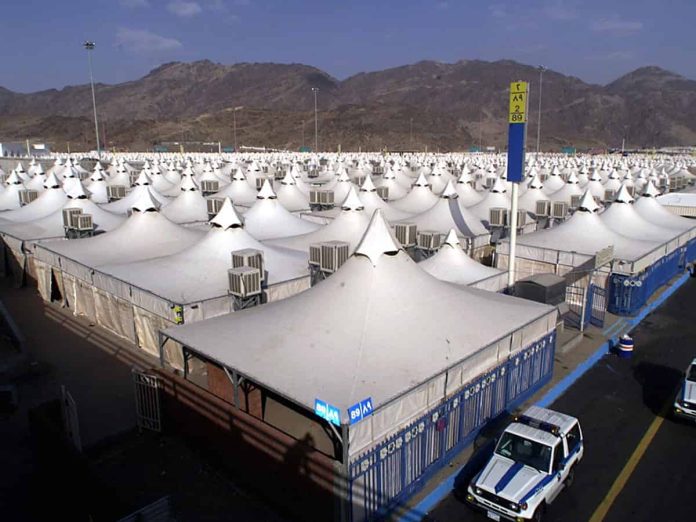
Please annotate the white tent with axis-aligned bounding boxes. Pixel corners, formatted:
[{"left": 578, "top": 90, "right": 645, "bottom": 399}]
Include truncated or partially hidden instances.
[
  {"left": 518, "top": 175, "right": 547, "bottom": 213},
  {"left": 0, "top": 184, "right": 68, "bottom": 223},
  {"left": 419, "top": 230, "right": 506, "bottom": 291},
  {"left": 161, "top": 176, "right": 209, "bottom": 224},
  {"left": 275, "top": 171, "right": 310, "bottom": 212},
  {"left": 162, "top": 210, "right": 556, "bottom": 453},
  {"left": 265, "top": 187, "right": 371, "bottom": 253},
  {"left": 357, "top": 177, "right": 412, "bottom": 222},
  {"left": 101, "top": 185, "right": 171, "bottom": 214},
  {"left": 212, "top": 170, "right": 259, "bottom": 206},
  {"left": 398, "top": 181, "right": 489, "bottom": 247},
  {"left": 243, "top": 180, "right": 320, "bottom": 240},
  {"left": 389, "top": 173, "right": 439, "bottom": 214},
  {"left": 468, "top": 178, "right": 512, "bottom": 224},
  {"left": 635, "top": 181, "right": 696, "bottom": 235}
]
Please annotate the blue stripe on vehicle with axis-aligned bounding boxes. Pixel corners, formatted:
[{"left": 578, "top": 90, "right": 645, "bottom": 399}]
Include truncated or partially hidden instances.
[
  {"left": 519, "top": 474, "right": 554, "bottom": 505},
  {"left": 494, "top": 462, "right": 524, "bottom": 493}
]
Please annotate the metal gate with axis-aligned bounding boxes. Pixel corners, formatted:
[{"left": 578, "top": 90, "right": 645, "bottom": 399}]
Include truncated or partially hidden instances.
[
  {"left": 564, "top": 284, "right": 586, "bottom": 330},
  {"left": 132, "top": 369, "right": 162, "bottom": 432},
  {"left": 589, "top": 284, "right": 606, "bottom": 327},
  {"left": 60, "top": 385, "right": 82, "bottom": 452}
]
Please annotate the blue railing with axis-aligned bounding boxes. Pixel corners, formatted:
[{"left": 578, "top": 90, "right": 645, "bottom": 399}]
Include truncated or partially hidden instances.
[
  {"left": 348, "top": 331, "right": 556, "bottom": 522},
  {"left": 608, "top": 247, "right": 684, "bottom": 316}
]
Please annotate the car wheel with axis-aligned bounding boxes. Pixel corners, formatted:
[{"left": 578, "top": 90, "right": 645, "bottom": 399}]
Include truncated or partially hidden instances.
[
  {"left": 565, "top": 465, "right": 576, "bottom": 488},
  {"left": 532, "top": 503, "right": 546, "bottom": 522}
]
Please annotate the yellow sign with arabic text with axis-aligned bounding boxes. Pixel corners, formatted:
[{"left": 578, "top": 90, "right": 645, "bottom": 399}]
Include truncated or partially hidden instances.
[{"left": 509, "top": 81, "right": 528, "bottom": 123}]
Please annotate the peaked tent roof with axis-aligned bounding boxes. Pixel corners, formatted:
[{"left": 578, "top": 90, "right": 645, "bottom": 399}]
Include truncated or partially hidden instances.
[{"left": 162, "top": 210, "right": 555, "bottom": 418}]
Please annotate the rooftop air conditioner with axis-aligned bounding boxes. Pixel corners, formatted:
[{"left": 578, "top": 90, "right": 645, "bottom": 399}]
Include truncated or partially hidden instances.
[
  {"left": 18, "top": 189, "right": 39, "bottom": 206},
  {"left": 416, "top": 230, "right": 442, "bottom": 251},
  {"left": 551, "top": 201, "right": 569, "bottom": 219},
  {"left": 255, "top": 177, "right": 269, "bottom": 190},
  {"left": 539, "top": 173, "right": 549, "bottom": 182},
  {"left": 376, "top": 186, "right": 389, "bottom": 200},
  {"left": 484, "top": 178, "right": 496, "bottom": 189},
  {"left": 535, "top": 200, "right": 551, "bottom": 217},
  {"left": 309, "top": 243, "right": 322, "bottom": 267},
  {"left": 394, "top": 223, "right": 417, "bottom": 247},
  {"left": 657, "top": 178, "right": 668, "bottom": 188},
  {"left": 353, "top": 175, "right": 367, "bottom": 187},
  {"left": 320, "top": 241, "right": 350, "bottom": 273},
  {"left": 62, "top": 208, "right": 83, "bottom": 229},
  {"left": 274, "top": 169, "right": 286, "bottom": 180},
  {"left": 604, "top": 189, "right": 616, "bottom": 202},
  {"left": 514, "top": 209, "right": 527, "bottom": 228},
  {"left": 207, "top": 198, "right": 224, "bottom": 218},
  {"left": 372, "top": 165, "right": 384, "bottom": 175},
  {"left": 107, "top": 185, "right": 127, "bottom": 201},
  {"left": 75, "top": 214, "right": 93, "bottom": 231},
  {"left": 308, "top": 167, "right": 320, "bottom": 178},
  {"left": 570, "top": 195, "right": 582, "bottom": 210},
  {"left": 232, "top": 248, "right": 265, "bottom": 283},
  {"left": 129, "top": 171, "right": 139, "bottom": 186},
  {"left": 489, "top": 207, "right": 508, "bottom": 227},
  {"left": 309, "top": 189, "right": 321, "bottom": 206},
  {"left": 200, "top": 180, "right": 219, "bottom": 195},
  {"left": 318, "top": 190, "right": 334, "bottom": 206},
  {"left": 228, "top": 266, "right": 262, "bottom": 298}
]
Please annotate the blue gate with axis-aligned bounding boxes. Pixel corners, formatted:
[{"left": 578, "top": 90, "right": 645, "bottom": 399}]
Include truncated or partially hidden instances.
[
  {"left": 348, "top": 331, "right": 556, "bottom": 521},
  {"left": 589, "top": 284, "right": 606, "bottom": 327}
]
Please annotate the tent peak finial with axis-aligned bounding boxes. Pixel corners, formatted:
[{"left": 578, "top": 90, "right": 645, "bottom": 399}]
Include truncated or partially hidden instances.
[{"left": 354, "top": 210, "right": 401, "bottom": 266}]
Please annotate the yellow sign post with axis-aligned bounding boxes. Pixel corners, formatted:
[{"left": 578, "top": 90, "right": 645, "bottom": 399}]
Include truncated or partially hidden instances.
[{"left": 508, "top": 81, "right": 528, "bottom": 123}]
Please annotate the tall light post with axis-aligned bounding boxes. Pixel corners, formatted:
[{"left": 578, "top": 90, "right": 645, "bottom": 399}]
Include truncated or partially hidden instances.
[
  {"left": 83, "top": 41, "right": 101, "bottom": 159},
  {"left": 301, "top": 119, "right": 306, "bottom": 148},
  {"left": 311, "top": 87, "right": 319, "bottom": 152},
  {"left": 536, "top": 65, "right": 546, "bottom": 154},
  {"left": 409, "top": 117, "right": 413, "bottom": 147},
  {"left": 232, "top": 106, "right": 243, "bottom": 152}
]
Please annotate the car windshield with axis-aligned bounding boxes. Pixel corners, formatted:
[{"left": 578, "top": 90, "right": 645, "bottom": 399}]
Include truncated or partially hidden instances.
[
  {"left": 495, "top": 431, "right": 552, "bottom": 473},
  {"left": 688, "top": 365, "right": 696, "bottom": 382}
]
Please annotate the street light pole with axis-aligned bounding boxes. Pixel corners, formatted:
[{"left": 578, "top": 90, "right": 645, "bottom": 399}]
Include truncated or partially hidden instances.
[
  {"left": 83, "top": 41, "right": 101, "bottom": 159},
  {"left": 232, "top": 106, "right": 243, "bottom": 152},
  {"left": 301, "top": 120, "right": 305, "bottom": 148},
  {"left": 536, "top": 65, "right": 545, "bottom": 155},
  {"left": 410, "top": 117, "right": 413, "bottom": 147},
  {"left": 311, "top": 87, "right": 319, "bottom": 152}
]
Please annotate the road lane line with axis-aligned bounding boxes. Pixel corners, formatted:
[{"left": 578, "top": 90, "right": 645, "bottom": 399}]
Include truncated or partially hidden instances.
[{"left": 588, "top": 392, "right": 674, "bottom": 522}]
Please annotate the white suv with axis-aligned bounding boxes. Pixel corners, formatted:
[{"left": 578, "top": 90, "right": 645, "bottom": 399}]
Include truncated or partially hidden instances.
[
  {"left": 674, "top": 358, "right": 696, "bottom": 421},
  {"left": 466, "top": 406, "right": 584, "bottom": 521}
]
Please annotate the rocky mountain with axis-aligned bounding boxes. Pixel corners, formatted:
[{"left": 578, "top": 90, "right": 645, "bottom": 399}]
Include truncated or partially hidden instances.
[{"left": 1, "top": 59, "right": 695, "bottom": 151}]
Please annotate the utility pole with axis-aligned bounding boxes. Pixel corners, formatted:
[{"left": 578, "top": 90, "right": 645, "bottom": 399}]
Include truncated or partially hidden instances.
[
  {"left": 232, "top": 106, "right": 243, "bottom": 152},
  {"left": 410, "top": 117, "right": 413, "bottom": 147},
  {"left": 301, "top": 120, "right": 305, "bottom": 148},
  {"left": 536, "top": 65, "right": 546, "bottom": 154},
  {"left": 83, "top": 41, "right": 101, "bottom": 159},
  {"left": 311, "top": 87, "right": 319, "bottom": 152}
]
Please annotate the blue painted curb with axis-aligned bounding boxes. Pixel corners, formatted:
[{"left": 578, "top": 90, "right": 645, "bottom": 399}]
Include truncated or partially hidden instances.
[{"left": 396, "top": 272, "right": 690, "bottom": 522}]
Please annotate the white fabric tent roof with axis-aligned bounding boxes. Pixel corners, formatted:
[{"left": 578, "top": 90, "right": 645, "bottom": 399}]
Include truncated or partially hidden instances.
[
  {"left": 0, "top": 186, "right": 67, "bottom": 222},
  {"left": 163, "top": 211, "right": 555, "bottom": 420},
  {"left": 38, "top": 210, "right": 204, "bottom": 268},
  {"left": 389, "top": 174, "right": 439, "bottom": 214},
  {"left": 419, "top": 229, "right": 504, "bottom": 286},
  {"left": 101, "top": 185, "right": 171, "bottom": 214},
  {"left": 161, "top": 189, "right": 210, "bottom": 224}
]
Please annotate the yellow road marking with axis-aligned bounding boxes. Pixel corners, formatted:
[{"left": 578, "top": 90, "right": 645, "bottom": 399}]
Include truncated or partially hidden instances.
[{"left": 588, "top": 393, "right": 674, "bottom": 522}]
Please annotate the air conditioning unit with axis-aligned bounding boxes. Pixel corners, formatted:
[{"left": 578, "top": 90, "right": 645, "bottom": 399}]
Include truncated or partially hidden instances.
[
  {"left": 309, "top": 243, "right": 322, "bottom": 267},
  {"left": 207, "top": 198, "right": 224, "bottom": 218},
  {"left": 129, "top": 171, "right": 140, "bottom": 186},
  {"left": 604, "top": 189, "right": 616, "bottom": 202},
  {"left": 18, "top": 189, "right": 39, "bottom": 206},
  {"left": 308, "top": 167, "right": 320, "bottom": 178},
  {"left": 318, "top": 190, "right": 334, "bottom": 206},
  {"left": 200, "top": 180, "right": 219, "bottom": 194},
  {"left": 570, "top": 195, "right": 582, "bottom": 210},
  {"left": 75, "top": 214, "right": 93, "bottom": 231},
  {"left": 107, "top": 185, "right": 127, "bottom": 201},
  {"left": 274, "top": 169, "right": 286, "bottom": 180},
  {"left": 535, "top": 200, "right": 551, "bottom": 217},
  {"left": 657, "top": 178, "right": 668, "bottom": 188},
  {"left": 309, "top": 189, "right": 321, "bottom": 205},
  {"left": 484, "top": 178, "right": 496, "bottom": 189},
  {"left": 376, "top": 186, "right": 389, "bottom": 200},
  {"left": 232, "top": 248, "right": 265, "bottom": 283},
  {"left": 539, "top": 173, "right": 549, "bottom": 182},
  {"left": 62, "top": 208, "right": 83, "bottom": 229},
  {"left": 372, "top": 165, "right": 384, "bottom": 175},
  {"left": 416, "top": 230, "right": 442, "bottom": 251},
  {"left": 489, "top": 207, "right": 508, "bottom": 227},
  {"left": 551, "top": 201, "right": 569, "bottom": 219},
  {"left": 514, "top": 209, "right": 527, "bottom": 228},
  {"left": 255, "top": 177, "right": 270, "bottom": 190},
  {"left": 228, "top": 266, "right": 262, "bottom": 298},
  {"left": 394, "top": 223, "right": 417, "bottom": 247},
  {"left": 320, "top": 241, "right": 350, "bottom": 273},
  {"left": 354, "top": 175, "right": 367, "bottom": 187}
]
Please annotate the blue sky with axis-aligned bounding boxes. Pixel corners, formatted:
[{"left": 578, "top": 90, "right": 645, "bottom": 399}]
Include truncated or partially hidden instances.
[{"left": 1, "top": 0, "right": 694, "bottom": 93}]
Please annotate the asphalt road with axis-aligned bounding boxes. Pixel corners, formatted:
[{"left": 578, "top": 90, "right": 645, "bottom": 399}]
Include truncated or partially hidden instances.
[{"left": 427, "top": 278, "right": 696, "bottom": 522}]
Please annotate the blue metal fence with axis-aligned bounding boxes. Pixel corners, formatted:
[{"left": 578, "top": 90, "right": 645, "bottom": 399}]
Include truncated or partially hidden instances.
[
  {"left": 608, "top": 248, "right": 684, "bottom": 316},
  {"left": 348, "top": 331, "right": 556, "bottom": 522}
]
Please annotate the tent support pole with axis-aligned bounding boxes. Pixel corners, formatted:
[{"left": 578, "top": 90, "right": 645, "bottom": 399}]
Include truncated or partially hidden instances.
[
  {"left": 222, "top": 366, "right": 241, "bottom": 409},
  {"left": 339, "top": 423, "right": 350, "bottom": 522},
  {"left": 158, "top": 332, "right": 166, "bottom": 368},
  {"left": 183, "top": 348, "right": 189, "bottom": 379}
]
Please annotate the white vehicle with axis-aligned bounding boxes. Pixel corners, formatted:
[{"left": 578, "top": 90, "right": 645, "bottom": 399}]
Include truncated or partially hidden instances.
[
  {"left": 466, "top": 406, "right": 584, "bottom": 521},
  {"left": 674, "top": 358, "right": 696, "bottom": 421}
]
